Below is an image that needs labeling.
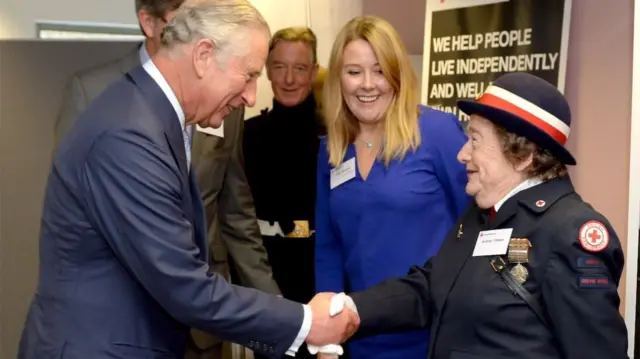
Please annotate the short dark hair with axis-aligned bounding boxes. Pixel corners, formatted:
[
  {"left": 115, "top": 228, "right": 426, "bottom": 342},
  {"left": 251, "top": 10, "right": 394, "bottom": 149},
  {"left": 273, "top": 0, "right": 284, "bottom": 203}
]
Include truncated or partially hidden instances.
[
  {"left": 495, "top": 125, "right": 568, "bottom": 181},
  {"left": 135, "top": 0, "right": 185, "bottom": 20}
]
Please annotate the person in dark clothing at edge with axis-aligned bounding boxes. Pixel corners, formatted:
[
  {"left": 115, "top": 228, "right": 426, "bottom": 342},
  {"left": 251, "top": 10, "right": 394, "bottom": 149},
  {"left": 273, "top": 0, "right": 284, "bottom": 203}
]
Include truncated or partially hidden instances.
[{"left": 242, "top": 27, "right": 327, "bottom": 359}]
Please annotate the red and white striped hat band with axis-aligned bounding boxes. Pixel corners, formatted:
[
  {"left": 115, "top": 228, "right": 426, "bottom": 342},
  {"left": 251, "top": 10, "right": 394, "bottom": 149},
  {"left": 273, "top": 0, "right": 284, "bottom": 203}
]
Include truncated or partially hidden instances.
[{"left": 476, "top": 85, "right": 571, "bottom": 145}]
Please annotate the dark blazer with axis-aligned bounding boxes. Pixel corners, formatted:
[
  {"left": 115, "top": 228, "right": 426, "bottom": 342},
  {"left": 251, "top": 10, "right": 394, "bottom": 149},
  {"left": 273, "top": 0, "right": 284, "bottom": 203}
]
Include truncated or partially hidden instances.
[
  {"left": 53, "top": 46, "right": 280, "bottom": 351},
  {"left": 350, "top": 178, "right": 628, "bottom": 359},
  {"left": 18, "top": 66, "right": 302, "bottom": 359}
]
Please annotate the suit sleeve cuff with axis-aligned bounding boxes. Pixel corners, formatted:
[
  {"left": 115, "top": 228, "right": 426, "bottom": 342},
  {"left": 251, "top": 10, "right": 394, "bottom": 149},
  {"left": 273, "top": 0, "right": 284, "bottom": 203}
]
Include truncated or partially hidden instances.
[{"left": 285, "top": 304, "right": 312, "bottom": 356}]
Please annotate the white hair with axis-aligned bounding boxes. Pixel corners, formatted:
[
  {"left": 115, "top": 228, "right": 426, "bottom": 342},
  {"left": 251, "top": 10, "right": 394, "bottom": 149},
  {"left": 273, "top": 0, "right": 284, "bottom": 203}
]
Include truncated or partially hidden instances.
[{"left": 160, "top": 0, "right": 270, "bottom": 61}]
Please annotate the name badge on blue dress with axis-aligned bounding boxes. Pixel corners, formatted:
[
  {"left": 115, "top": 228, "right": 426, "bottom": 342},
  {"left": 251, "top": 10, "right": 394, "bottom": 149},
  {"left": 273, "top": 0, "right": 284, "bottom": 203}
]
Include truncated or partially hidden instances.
[{"left": 330, "top": 158, "right": 356, "bottom": 189}]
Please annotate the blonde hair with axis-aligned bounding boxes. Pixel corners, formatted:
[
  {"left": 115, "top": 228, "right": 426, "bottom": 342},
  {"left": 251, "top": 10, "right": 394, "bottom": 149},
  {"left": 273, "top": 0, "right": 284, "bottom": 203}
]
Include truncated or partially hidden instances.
[
  {"left": 268, "top": 27, "right": 318, "bottom": 64},
  {"left": 313, "top": 65, "right": 327, "bottom": 108},
  {"left": 323, "top": 15, "right": 420, "bottom": 167}
]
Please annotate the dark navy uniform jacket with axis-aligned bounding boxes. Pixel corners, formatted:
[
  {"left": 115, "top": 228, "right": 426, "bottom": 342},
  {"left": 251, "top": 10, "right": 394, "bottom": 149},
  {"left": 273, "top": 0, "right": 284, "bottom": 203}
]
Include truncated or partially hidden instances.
[{"left": 351, "top": 177, "right": 628, "bottom": 359}]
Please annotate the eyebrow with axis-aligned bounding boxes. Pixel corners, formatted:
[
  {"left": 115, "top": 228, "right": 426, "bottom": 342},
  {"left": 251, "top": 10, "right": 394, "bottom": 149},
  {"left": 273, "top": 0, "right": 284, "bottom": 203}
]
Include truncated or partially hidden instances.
[
  {"left": 271, "top": 61, "right": 310, "bottom": 68},
  {"left": 343, "top": 62, "right": 380, "bottom": 67},
  {"left": 248, "top": 70, "right": 262, "bottom": 79}
]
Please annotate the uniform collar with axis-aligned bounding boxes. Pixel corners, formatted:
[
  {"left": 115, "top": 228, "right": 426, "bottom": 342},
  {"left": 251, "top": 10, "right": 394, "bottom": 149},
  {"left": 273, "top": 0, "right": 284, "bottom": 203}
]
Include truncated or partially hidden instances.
[
  {"left": 484, "top": 176, "right": 575, "bottom": 228},
  {"left": 498, "top": 176, "right": 575, "bottom": 215},
  {"left": 494, "top": 178, "right": 543, "bottom": 211}
]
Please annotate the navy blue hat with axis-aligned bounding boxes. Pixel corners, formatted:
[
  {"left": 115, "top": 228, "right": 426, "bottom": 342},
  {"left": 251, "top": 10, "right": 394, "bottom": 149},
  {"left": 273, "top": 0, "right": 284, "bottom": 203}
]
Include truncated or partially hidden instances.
[{"left": 457, "top": 72, "right": 575, "bottom": 165}]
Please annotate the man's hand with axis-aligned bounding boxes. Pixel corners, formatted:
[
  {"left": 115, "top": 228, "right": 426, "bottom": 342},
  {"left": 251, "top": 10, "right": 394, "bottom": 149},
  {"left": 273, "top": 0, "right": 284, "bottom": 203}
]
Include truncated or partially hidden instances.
[{"left": 305, "top": 292, "right": 360, "bottom": 346}]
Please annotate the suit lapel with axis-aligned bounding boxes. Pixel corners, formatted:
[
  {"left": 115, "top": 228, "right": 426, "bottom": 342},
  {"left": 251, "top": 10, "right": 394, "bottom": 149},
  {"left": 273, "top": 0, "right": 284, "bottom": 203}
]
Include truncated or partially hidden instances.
[
  {"left": 127, "top": 58, "right": 212, "bottom": 261},
  {"left": 188, "top": 169, "right": 207, "bottom": 261},
  {"left": 127, "top": 66, "right": 192, "bottom": 228},
  {"left": 127, "top": 66, "right": 189, "bottom": 178}
]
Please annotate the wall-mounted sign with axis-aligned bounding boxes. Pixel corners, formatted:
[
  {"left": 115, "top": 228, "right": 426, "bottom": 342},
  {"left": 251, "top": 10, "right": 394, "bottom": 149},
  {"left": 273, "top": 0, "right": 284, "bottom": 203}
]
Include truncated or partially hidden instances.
[{"left": 421, "top": 0, "right": 572, "bottom": 125}]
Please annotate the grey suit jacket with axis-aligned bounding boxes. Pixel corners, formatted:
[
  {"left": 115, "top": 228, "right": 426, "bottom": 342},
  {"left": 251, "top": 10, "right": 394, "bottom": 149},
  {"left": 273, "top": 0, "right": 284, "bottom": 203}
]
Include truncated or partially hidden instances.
[{"left": 54, "top": 46, "right": 281, "bottom": 349}]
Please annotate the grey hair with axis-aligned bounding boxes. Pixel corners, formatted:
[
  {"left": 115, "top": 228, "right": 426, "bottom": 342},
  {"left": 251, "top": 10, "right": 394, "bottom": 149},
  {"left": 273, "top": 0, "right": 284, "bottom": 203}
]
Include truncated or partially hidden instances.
[{"left": 160, "top": 0, "right": 270, "bottom": 59}]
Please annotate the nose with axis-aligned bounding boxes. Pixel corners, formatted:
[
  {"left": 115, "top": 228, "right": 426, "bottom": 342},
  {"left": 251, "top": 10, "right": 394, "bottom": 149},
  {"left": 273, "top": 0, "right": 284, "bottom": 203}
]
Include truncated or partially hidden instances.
[
  {"left": 362, "top": 71, "right": 374, "bottom": 90},
  {"left": 242, "top": 81, "right": 258, "bottom": 107},
  {"left": 457, "top": 140, "right": 471, "bottom": 164},
  {"left": 284, "top": 68, "right": 294, "bottom": 85}
]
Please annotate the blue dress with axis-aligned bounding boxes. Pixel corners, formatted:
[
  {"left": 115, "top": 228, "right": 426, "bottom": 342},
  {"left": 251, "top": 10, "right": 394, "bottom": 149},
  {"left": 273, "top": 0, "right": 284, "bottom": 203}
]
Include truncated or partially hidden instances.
[{"left": 314, "top": 106, "right": 471, "bottom": 359}]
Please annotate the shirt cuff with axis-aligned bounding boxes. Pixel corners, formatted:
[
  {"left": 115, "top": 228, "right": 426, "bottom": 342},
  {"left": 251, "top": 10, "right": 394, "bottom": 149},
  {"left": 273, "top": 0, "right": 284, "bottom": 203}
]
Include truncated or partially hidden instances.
[
  {"left": 285, "top": 304, "right": 312, "bottom": 356},
  {"left": 344, "top": 295, "right": 358, "bottom": 315}
]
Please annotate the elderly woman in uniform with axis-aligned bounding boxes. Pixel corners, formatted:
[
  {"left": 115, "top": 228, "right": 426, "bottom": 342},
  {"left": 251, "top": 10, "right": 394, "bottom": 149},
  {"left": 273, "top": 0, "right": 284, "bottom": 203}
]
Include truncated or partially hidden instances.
[{"left": 342, "top": 72, "right": 628, "bottom": 359}]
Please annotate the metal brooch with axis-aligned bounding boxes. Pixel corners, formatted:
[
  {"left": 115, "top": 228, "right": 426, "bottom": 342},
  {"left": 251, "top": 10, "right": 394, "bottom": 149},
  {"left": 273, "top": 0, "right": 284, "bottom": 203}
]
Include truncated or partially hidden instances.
[{"left": 508, "top": 238, "right": 532, "bottom": 284}]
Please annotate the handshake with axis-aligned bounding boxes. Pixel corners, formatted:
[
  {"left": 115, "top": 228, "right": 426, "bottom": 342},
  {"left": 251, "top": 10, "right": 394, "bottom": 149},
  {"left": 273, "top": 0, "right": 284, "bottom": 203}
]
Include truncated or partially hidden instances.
[{"left": 304, "top": 292, "right": 360, "bottom": 356}]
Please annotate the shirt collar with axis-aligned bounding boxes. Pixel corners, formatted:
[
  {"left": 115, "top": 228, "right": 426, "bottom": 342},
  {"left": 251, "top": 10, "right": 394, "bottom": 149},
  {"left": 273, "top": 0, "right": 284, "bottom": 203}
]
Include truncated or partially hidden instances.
[
  {"left": 494, "top": 177, "right": 543, "bottom": 211},
  {"left": 138, "top": 41, "right": 151, "bottom": 65},
  {"left": 140, "top": 47, "right": 186, "bottom": 131}
]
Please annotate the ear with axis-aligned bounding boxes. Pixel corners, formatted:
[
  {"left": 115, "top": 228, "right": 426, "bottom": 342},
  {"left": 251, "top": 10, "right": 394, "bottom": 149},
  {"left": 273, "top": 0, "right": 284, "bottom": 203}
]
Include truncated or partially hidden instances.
[
  {"left": 310, "top": 63, "right": 319, "bottom": 83},
  {"left": 137, "top": 9, "right": 155, "bottom": 38},
  {"left": 514, "top": 151, "right": 534, "bottom": 172},
  {"left": 192, "top": 39, "right": 216, "bottom": 79}
]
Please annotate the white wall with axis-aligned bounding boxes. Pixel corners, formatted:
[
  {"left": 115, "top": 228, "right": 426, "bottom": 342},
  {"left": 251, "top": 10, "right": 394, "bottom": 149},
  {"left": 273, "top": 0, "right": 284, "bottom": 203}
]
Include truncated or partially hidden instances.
[
  {"left": 308, "top": 0, "right": 364, "bottom": 67},
  {"left": 0, "top": 0, "right": 136, "bottom": 38}
]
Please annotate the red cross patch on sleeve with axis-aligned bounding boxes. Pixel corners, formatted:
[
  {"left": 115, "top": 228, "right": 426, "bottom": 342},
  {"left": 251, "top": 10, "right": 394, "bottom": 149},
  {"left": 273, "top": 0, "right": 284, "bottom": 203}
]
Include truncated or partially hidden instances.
[{"left": 578, "top": 220, "right": 609, "bottom": 252}]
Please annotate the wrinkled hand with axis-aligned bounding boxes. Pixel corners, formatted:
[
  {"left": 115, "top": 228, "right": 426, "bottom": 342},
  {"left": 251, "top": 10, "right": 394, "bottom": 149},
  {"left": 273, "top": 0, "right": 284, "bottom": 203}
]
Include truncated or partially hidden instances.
[{"left": 305, "top": 292, "right": 360, "bottom": 346}]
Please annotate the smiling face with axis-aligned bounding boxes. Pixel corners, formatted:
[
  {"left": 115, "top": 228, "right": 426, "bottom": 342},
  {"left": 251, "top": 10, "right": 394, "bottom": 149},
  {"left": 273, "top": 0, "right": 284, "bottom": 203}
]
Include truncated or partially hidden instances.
[
  {"left": 190, "top": 27, "right": 269, "bottom": 128},
  {"left": 267, "top": 40, "right": 317, "bottom": 107},
  {"left": 457, "top": 114, "right": 530, "bottom": 209},
  {"left": 340, "top": 39, "right": 394, "bottom": 124}
]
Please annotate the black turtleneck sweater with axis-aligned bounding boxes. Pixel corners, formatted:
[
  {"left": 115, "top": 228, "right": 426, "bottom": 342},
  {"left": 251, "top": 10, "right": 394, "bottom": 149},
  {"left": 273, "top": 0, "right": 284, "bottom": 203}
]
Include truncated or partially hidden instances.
[{"left": 242, "top": 94, "right": 325, "bottom": 304}]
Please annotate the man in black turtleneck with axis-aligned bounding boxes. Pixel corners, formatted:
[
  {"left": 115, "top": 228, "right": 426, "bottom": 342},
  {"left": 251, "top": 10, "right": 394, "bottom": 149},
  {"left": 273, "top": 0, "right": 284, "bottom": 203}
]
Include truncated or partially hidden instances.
[{"left": 241, "top": 27, "right": 325, "bottom": 359}]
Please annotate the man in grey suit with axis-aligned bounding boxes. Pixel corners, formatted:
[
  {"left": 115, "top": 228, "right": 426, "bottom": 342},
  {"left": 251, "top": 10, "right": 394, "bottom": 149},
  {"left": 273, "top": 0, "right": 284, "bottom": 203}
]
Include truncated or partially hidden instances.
[{"left": 54, "top": 1, "right": 280, "bottom": 358}]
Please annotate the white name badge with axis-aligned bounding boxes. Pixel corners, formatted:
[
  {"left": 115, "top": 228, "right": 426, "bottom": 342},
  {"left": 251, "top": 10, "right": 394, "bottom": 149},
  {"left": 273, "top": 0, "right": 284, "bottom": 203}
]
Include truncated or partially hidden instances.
[
  {"left": 472, "top": 228, "right": 513, "bottom": 257},
  {"left": 330, "top": 158, "right": 356, "bottom": 189}
]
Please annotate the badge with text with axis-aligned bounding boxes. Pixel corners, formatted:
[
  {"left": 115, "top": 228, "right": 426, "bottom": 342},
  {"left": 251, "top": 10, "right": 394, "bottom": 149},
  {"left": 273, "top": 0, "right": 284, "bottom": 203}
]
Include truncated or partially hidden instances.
[
  {"left": 578, "top": 220, "right": 609, "bottom": 252},
  {"left": 472, "top": 228, "right": 513, "bottom": 257},
  {"left": 330, "top": 158, "right": 356, "bottom": 189}
]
